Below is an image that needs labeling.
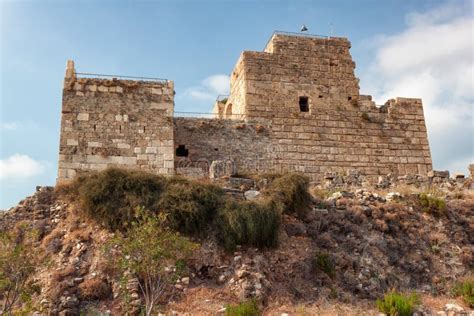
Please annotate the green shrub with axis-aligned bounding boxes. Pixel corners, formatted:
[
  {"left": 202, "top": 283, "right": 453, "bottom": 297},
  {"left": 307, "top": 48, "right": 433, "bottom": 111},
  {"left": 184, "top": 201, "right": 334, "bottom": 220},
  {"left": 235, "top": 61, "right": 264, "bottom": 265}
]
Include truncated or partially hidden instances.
[
  {"left": 0, "top": 229, "right": 38, "bottom": 314},
  {"left": 226, "top": 300, "right": 260, "bottom": 316},
  {"left": 69, "top": 168, "right": 167, "bottom": 231},
  {"left": 418, "top": 192, "right": 446, "bottom": 216},
  {"left": 159, "top": 178, "right": 224, "bottom": 235},
  {"left": 106, "top": 211, "right": 196, "bottom": 315},
  {"left": 311, "top": 252, "right": 335, "bottom": 278},
  {"left": 64, "top": 169, "right": 225, "bottom": 233},
  {"left": 361, "top": 112, "right": 370, "bottom": 121},
  {"left": 62, "top": 168, "right": 283, "bottom": 251},
  {"left": 268, "top": 173, "right": 311, "bottom": 217},
  {"left": 452, "top": 280, "right": 474, "bottom": 307},
  {"left": 216, "top": 199, "right": 281, "bottom": 251},
  {"left": 376, "top": 290, "right": 420, "bottom": 316}
]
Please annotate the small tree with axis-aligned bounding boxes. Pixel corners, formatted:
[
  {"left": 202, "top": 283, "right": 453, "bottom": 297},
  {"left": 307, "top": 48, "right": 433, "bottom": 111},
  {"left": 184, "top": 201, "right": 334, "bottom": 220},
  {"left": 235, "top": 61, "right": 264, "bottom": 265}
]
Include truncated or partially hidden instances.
[
  {"left": 0, "top": 229, "right": 37, "bottom": 315},
  {"left": 108, "top": 209, "right": 196, "bottom": 316}
]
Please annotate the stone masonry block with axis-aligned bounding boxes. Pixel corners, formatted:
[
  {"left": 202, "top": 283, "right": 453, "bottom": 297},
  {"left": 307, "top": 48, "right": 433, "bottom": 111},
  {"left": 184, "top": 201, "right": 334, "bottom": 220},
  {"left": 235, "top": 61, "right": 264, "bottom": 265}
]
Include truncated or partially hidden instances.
[
  {"left": 145, "top": 147, "right": 158, "bottom": 154},
  {"left": 77, "top": 113, "right": 89, "bottom": 121},
  {"left": 67, "top": 139, "right": 78, "bottom": 146},
  {"left": 88, "top": 142, "right": 101, "bottom": 147},
  {"left": 117, "top": 143, "right": 130, "bottom": 149}
]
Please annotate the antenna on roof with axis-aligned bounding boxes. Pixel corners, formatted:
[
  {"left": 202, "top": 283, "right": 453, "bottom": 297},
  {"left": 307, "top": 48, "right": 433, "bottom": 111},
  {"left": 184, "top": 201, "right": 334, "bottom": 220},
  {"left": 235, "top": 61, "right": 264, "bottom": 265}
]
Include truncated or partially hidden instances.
[{"left": 300, "top": 24, "right": 308, "bottom": 32}]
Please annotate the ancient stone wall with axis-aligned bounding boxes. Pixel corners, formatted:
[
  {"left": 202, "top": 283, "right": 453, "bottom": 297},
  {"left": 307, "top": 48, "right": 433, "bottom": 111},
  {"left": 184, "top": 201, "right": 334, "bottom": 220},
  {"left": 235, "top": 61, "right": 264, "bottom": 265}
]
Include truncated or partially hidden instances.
[
  {"left": 226, "top": 54, "right": 247, "bottom": 118},
  {"left": 57, "top": 33, "right": 434, "bottom": 182},
  {"left": 57, "top": 61, "right": 175, "bottom": 181},
  {"left": 173, "top": 118, "right": 275, "bottom": 176},
  {"left": 215, "top": 33, "right": 432, "bottom": 180}
]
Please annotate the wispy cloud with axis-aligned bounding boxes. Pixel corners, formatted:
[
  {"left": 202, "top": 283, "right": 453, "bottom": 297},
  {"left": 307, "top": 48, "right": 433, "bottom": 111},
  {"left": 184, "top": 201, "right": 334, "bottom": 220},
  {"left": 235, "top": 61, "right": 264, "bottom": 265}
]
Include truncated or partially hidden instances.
[
  {"left": 183, "top": 74, "right": 230, "bottom": 101},
  {"left": 0, "top": 154, "right": 46, "bottom": 180},
  {"left": 360, "top": 1, "right": 474, "bottom": 174},
  {"left": 0, "top": 121, "right": 21, "bottom": 131}
]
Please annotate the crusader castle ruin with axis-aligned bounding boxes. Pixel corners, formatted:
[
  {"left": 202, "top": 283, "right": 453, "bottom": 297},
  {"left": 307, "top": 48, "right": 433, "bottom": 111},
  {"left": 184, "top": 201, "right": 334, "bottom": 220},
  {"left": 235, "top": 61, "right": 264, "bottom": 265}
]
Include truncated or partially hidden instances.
[{"left": 57, "top": 32, "right": 433, "bottom": 182}]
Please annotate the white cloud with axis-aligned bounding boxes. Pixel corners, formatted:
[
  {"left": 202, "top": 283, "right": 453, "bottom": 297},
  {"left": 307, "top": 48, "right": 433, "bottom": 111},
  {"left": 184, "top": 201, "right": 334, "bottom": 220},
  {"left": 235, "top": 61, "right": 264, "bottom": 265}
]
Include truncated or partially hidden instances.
[
  {"left": 360, "top": 1, "right": 474, "bottom": 174},
  {"left": 183, "top": 74, "right": 230, "bottom": 101},
  {"left": 0, "top": 121, "right": 21, "bottom": 131},
  {"left": 0, "top": 154, "right": 45, "bottom": 179}
]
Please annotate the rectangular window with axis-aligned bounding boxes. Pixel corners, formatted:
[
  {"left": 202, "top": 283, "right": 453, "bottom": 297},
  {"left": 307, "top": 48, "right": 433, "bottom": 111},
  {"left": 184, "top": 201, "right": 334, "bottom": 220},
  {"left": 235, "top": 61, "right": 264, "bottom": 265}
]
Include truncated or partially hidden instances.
[
  {"left": 299, "top": 96, "right": 309, "bottom": 112},
  {"left": 176, "top": 145, "right": 189, "bottom": 157}
]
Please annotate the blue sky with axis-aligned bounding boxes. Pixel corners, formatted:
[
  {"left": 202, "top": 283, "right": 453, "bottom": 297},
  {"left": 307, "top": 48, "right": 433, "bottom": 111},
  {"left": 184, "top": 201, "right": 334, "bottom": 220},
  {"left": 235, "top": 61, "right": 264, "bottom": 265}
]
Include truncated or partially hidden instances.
[{"left": 1, "top": 0, "right": 473, "bottom": 209}]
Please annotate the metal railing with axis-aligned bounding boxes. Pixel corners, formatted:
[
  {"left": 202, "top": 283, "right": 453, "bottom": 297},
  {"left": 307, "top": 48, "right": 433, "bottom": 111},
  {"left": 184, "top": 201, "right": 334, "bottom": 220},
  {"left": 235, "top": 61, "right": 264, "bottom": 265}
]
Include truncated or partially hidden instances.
[
  {"left": 264, "top": 30, "right": 331, "bottom": 51},
  {"left": 174, "top": 111, "right": 246, "bottom": 119},
  {"left": 76, "top": 72, "right": 169, "bottom": 83}
]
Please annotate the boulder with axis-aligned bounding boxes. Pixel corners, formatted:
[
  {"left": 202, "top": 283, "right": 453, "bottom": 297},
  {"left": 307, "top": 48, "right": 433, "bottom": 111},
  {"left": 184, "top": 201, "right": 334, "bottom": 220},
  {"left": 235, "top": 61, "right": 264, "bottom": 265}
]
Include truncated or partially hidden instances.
[
  {"left": 244, "top": 190, "right": 261, "bottom": 200},
  {"left": 209, "top": 160, "right": 237, "bottom": 179},
  {"left": 386, "top": 192, "right": 402, "bottom": 202}
]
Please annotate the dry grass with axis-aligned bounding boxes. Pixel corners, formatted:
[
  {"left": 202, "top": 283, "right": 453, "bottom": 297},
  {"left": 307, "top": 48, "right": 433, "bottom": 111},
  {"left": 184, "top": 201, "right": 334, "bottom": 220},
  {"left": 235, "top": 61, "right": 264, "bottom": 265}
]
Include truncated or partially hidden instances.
[
  {"left": 78, "top": 278, "right": 112, "bottom": 301},
  {"left": 266, "top": 173, "right": 312, "bottom": 217},
  {"left": 41, "top": 228, "right": 64, "bottom": 254},
  {"left": 216, "top": 198, "right": 281, "bottom": 251},
  {"left": 49, "top": 280, "right": 73, "bottom": 300},
  {"left": 58, "top": 168, "right": 167, "bottom": 231},
  {"left": 51, "top": 265, "right": 76, "bottom": 283},
  {"left": 67, "top": 228, "right": 92, "bottom": 243},
  {"left": 309, "top": 187, "right": 340, "bottom": 200},
  {"left": 159, "top": 178, "right": 224, "bottom": 235}
]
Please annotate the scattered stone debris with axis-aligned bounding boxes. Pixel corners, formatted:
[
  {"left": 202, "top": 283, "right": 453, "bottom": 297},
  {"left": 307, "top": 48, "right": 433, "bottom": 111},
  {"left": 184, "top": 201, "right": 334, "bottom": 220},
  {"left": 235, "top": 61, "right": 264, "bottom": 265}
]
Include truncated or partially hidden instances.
[{"left": 1, "top": 180, "right": 473, "bottom": 314}]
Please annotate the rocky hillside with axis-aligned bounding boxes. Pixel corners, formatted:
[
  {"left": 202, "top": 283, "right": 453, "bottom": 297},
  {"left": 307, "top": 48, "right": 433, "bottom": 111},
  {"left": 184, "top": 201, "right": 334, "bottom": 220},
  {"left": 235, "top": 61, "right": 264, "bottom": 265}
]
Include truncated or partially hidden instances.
[{"left": 0, "top": 170, "right": 473, "bottom": 315}]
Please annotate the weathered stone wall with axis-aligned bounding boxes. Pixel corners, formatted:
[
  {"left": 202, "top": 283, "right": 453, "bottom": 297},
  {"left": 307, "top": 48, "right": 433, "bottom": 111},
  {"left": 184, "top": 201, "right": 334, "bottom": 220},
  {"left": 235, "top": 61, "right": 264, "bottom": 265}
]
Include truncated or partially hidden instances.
[
  {"left": 57, "top": 33, "right": 434, "bottom": 182},
  {"left": 226, "top": 54, "right": 247, "bottom": 118},
  {"left": 173, "top": 118, "right": 275, "bottom": 176},
  {"left": 57, "top": 61, "right": 175, "bottom": 181},
  {"left": 215, "top": 33, "right": 432, "bottom": 180}
]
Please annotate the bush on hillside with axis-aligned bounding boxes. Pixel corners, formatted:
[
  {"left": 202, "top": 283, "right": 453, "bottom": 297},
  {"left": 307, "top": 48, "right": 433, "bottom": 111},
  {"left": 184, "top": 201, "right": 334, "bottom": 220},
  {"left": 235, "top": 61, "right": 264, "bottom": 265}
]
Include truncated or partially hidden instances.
[
  {"left": 376, "top": 290, "right": 420, "bottom": 316},
  {"left": 60, "top": 168, "right": 285, "bottom": 250},
  {"left": 0, "top": 228, "right": 38, "bottom": 314},
  {"left": 216, "top": 199, "right": 281, "bottom": 251},
  {"left": 106, "top": 211, "right": 196, "bottom": 315},
  {"left": 78, "top": 278, "right": 112, "bottom": 301},
  {"left": 159, "top": 178, "right": 224, "bottom": 235},
  {"left": 268, "top": 173, "right": 311, "bottom": 217},
  {"left": 225, "top": 299, "right": 260, "bottom": 316},
  {"left": 418, "top": 192, "right": 446, "bottom": 216},
  {"left": 65, "top": 168, "right": 167, "bottom": 231},
  {"left": 311, "top": 252, "right": 335, "bottom": 278},
  {"left": 452, "top": 279, "right": 474, "bottom": 307}
]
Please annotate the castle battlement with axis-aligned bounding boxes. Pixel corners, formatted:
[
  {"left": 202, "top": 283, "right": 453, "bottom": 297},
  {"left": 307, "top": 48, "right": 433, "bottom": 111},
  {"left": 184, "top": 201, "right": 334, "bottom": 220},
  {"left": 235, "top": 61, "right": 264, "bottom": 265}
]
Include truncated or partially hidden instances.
[{"left": 57, "top": 33, "right": 432, "bottom": 182}]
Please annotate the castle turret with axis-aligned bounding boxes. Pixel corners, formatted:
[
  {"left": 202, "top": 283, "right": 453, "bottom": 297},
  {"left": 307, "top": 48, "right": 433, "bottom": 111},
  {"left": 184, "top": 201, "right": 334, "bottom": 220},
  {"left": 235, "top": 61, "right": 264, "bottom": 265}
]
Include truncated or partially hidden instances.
[{"left": 57, "top": 60, "right": 175, "bottom": 181}]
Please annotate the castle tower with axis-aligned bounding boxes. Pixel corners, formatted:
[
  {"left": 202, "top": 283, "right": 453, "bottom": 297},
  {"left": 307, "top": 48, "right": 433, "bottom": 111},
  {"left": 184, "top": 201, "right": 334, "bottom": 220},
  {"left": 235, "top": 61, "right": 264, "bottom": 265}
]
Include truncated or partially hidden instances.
[
  {"left": 209, "top": 32, "right": 432, "bottom": 178},
  {"left": 57, "top": 61, "right": 175, "bottom": 181}
]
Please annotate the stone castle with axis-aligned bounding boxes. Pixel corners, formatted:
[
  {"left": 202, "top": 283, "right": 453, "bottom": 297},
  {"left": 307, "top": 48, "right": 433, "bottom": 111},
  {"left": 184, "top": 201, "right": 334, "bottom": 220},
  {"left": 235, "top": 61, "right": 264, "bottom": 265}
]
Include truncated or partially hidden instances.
[{"left": 57, "top": 32, "right": 433, "bottom": 182}]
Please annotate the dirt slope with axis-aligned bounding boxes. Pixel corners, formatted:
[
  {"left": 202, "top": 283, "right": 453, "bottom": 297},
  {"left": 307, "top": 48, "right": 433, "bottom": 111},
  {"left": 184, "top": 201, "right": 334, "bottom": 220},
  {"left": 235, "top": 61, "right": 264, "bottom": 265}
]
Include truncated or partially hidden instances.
[{"left": 0, "top": 185, "right": 472, "bottom": 315}]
